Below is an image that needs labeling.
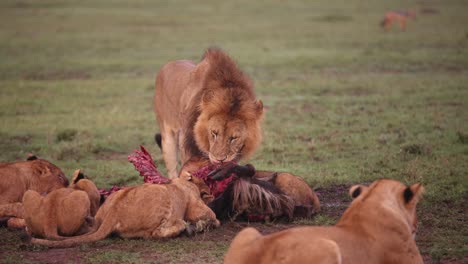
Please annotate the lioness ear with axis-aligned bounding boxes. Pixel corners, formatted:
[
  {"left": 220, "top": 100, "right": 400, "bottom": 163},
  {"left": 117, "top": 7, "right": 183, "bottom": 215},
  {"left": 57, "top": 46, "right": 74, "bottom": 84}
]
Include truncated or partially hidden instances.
[
  {"left": 181, "top": 171, "right": 193, "bottom": 181},
  {"left": 349, "top": 185, "right": 367, "bottom": 199},
  {"left": 404, "top": 183, "right": 424, "bottom": 204},
  {"left": 71, "top": 169, "right": 85, "bottom": 185},
  {"left": 26, "top": 154, "right": 38, "bottom": 161},
  {"left": 255, "top": 100, "right": 263, "bottom": 116}
]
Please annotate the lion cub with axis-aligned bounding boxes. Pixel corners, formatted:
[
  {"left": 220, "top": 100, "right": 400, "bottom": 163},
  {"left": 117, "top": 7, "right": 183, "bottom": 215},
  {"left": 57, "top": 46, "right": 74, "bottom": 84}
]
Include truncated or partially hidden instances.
[
  {"left": 30, "top": 175, "right": 220, "bottom": 247},
  {"left": 23, "top": 170, "right": 100, "bottom": 239},
  {"left": 224, "top": 179, "right": 424, "bottom": 264}
]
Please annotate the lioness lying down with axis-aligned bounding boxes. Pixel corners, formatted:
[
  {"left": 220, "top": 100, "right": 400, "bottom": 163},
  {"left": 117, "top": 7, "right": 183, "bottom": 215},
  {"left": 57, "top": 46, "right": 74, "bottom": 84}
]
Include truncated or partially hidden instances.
[
  {"left": 224, "top": 179, "right": 424, "bottom": 264},
  {"left": 0, "top": 156, "right": 69, "bottom": 205},
  {"left": 0, "top": 156, "right": 69, "bottom": 227},
  {"left": 23, "top": 170, "right": 100, "bottom": 239},
  {"left": 31, "top": 175, "right": 220, "bottom": 248}
]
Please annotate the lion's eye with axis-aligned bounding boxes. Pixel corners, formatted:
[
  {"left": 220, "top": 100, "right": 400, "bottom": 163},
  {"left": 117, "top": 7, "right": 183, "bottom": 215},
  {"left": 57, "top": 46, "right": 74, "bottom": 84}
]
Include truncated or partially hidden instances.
[{"left": 229, "top": 136, "right": 237, "bottom": 143}]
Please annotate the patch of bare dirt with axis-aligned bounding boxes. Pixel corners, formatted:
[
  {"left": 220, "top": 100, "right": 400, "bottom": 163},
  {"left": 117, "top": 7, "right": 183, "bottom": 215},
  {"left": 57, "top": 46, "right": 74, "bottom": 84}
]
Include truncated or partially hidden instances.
[
  {"left": 315, "top": 184, "right": 352, "bottom": 219},
  {"left": 21, "top": 248, "right": 85, "bottom": 264}
]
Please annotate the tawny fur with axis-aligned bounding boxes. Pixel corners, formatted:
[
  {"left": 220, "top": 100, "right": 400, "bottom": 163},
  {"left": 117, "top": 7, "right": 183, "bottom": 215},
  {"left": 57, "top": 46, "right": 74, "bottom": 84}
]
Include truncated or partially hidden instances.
[
  {"left": 231, "top": 178, "right": 295, "bottom": 220},
  {"left": 255, "top": 171, "right": 320, "bottom": 216},
  {"left": 31, "top": 177, "right": 220, "bottom": 247},
  {"left": 22, "top": 170, "right": 101, "bottom": 239},
  {"left": 69, "top": 170, "right": 100, "bottom": 216},
  {"left": 224, "top": 179, "right": 424, "bottom": 264},
  {"left": 154, "top": 48, "right": 263, "bottom": 178},
  {"left": 180, "top": 160, "right": 319, "bottom": 220},
  {"left": 381, "top": 10, "right": 416, "bottom": 31},
  {"left": 179, "top": 169, "right": 215, "bottom": 204},
  {"left": 0, "top": 158, "right": 69, "bottom": 227},
  {"left": 0, "top": 158, "right": 69, "bottom": 204}
]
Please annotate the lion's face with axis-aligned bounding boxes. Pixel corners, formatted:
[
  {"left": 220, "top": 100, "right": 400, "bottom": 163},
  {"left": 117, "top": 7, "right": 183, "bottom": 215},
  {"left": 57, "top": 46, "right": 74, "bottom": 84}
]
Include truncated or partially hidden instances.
[
  {"left": 205, "top": 115, "right": 247, "bottom": 163},
  {"left": 194, "top": 96, "right": 263, "bottom": 165},
  {"left": 195, "top": 113, "right": 260, "bottom": 164}
]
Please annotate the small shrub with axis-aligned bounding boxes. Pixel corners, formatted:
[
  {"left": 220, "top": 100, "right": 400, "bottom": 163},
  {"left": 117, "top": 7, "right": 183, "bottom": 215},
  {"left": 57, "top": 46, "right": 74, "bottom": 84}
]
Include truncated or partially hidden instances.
[
  {"left": 457, "top": 131, "right": 468, "bottom": 144},
  {"left": 56, "top": 129, "right": 78, "bottom": 142}
]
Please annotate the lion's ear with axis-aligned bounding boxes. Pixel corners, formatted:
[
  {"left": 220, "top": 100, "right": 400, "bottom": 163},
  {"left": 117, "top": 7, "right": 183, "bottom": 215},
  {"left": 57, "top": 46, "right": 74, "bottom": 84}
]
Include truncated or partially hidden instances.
[
  {"left": 349, "top": 185, "right": 367, "bottom": 199},
  {"left": 255, "top": 100, "right": 263, "bottom": 116},
  {"left": 26, "top": 154, "right": 38, "bottom": 161},
  {"left": 202, "top": 90, "right": 215, "bottom": 106},
  {"left": 71, "top": 169, "right": 85, "bottom": 185},
  {"left": 181, "top": 171, "right": 193, "bottom": 181},
  {"left": 403, "top": 183, "right": 424, "bottom": 204}
]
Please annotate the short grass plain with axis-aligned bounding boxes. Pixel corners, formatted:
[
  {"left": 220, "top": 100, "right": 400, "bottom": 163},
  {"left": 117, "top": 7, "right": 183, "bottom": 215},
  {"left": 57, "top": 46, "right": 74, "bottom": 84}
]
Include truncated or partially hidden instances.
[{"left": 0, "top": 0, "right": 467, "bottom": 263}]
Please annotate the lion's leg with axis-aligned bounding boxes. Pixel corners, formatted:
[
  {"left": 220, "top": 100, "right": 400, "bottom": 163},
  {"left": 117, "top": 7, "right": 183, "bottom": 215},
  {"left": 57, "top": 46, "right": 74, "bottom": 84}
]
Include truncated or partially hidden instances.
[
  {"left": 0, "top": 202, "right": 24, "bottom": 218},
  {"left": 7, "top": 217, "right": 26, "bottom": 229},
  {"left": 161, "top": 128, "right": 179, "bottom": 179},
  {"left": 152, "top": 219, "right": 187, "bottom": 238},
  {"left": 400, "top": 19, "right": 406, "bottom": 31}
]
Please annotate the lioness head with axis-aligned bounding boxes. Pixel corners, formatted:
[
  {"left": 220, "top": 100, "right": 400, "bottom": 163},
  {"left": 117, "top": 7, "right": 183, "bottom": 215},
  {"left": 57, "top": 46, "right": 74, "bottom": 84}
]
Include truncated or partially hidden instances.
[
  {"left": 180, "top": 172, "right": 214, "bottom": 204},
  {"left": 349, "top": 179, "right": 424, "bottom": 237},
  {"left": 29, "top": 159, "right": 69, "bottom": 193}
]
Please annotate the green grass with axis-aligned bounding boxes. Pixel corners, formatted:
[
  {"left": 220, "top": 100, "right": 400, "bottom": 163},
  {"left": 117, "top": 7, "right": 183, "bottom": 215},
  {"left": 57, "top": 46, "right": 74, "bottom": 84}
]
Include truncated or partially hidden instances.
[{"left": 0, "top": 0, "right": 467, "bottom": 263}]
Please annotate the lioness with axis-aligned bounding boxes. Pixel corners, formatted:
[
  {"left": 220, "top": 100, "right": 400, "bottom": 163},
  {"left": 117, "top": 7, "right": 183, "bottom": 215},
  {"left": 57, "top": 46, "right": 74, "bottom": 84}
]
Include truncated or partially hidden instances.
[
  {"left": 0, "top": 156, "right": 69, "bottom": 227},
  {"left": 224, "top": 179, "right": 424, "bottom": 264},
  {"left": 30, "top": 175, "right": 220, "bottom": 247},
  {"left": 154, "top": 48, "right": 263, "bottom": 178},
  {"left": 23, "top": 170, "right": 100, "bottom": 239},
  {"left": 68, "top": 169, "right": 100, "bottom": 216},
  {"left": 0, "top": 156, "right": 69, "bottom": 204}
]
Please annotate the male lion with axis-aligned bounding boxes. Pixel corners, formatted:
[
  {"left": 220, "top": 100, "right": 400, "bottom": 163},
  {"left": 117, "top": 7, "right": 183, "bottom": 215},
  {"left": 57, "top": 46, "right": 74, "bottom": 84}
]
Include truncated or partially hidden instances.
[
  {"left": 154, "top": 48, "right": 263, "bottom": 178},
  {"left": 23, "top": 170, "right": 100, "bottom": 239},
  {"left": 30, "top": 176, "right": 220, "bottom": 248},
  {"left": 224, "top": 179, "right": 424, "bottom": 264},
  {"left": 0, "top": 156, "right": 69, "bottom": 227}
]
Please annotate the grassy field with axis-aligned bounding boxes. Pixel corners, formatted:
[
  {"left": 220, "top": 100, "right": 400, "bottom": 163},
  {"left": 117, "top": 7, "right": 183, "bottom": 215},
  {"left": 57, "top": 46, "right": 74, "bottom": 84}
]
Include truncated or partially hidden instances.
[{"left": 0, "top": 0, "right": 467, "bottom": 263}]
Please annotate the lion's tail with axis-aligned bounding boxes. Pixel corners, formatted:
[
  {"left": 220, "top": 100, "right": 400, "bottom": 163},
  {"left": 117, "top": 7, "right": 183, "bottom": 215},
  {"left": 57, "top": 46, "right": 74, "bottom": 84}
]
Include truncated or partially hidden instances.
[
  {"left": 155, "top": 133, "right": 162, "bottom": 150},
  {"left": 30, "top": 215, "right": 115, "bottom": 248},
  {"left": 0, "top": 202, "right": 23, "bottom": 218}
]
